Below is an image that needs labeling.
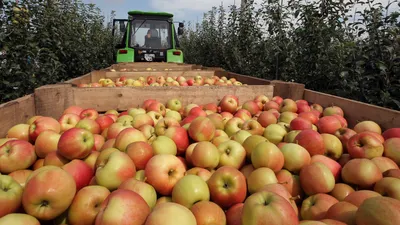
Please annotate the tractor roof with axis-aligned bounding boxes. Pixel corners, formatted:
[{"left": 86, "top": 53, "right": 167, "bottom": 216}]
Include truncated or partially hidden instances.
[{"left": 128, "top": 11, "right": 174, "bottom": 18}]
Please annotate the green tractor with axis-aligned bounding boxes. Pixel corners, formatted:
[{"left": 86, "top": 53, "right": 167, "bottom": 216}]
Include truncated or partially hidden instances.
[{"left": 112, "top": 11, "right": 185, "bottom": 63}]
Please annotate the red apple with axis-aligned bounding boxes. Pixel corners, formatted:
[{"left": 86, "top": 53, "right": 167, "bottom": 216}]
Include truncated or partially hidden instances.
[
  {"left": 226, "top": 203, "right": 244, "bottom": 225},
  {"left": 344, "top": 190, "right": 382, "bottom": 207},
  {"left": 57, "top": 128, "right": 94, "bottom": 160},
  {"left": 62, "top": 159, "right": 93, "bottom": 191},
  {"left": 294, "top": 129, "right": 326, "bottom": 156},
  {"left": 329, "top": 183, "right": 355, "bottom": 201},
  {"left": 242, "top": 191, "right": 299, "bottom": 225},
  {"left": 68, "top": 185, "right": 110, "bottom": 225},
  {"left": 34, "top": 130, "right": 61, "bottom": 159},
  {"left": 95, "top": 189, "right": 150, "bottom": 225},
  {"left": 191, "top": 201, "right": 226, "bottom": 225},
  {"left": 0, "top": 140, "right": 37, "bottom": 174},
  {"left": 6, "top": 124, "right": 30, "bottom": 142},
  {"left": 276, "top": 169, "right": 304, "bottom": 202},
  {"left": 191, "top": 141, "right": 220, "bottom": 170},
  {"left": 311, "top": 155, "right": 342, "bottom": 181},
  {"left": 29, "top": 116, "right": 61, "bottom": 142},
  {"left": 63, "top": 106, "right": 84, "bottom": 116},
  {"left": 164, "top": 127, "right": 189, "bottom": 155},
  {"left": 371, "top": 156, "right": 399, "bottom": 173},
  {"left": 95, "top": 115, "right": 114, "bottom": 132},
  {"left": 355, "top": 196, "right": 400, "bottom": 225},
  {"left": 80, "top": 108, "right": 99, "bottom": 120},
  {"left": 290, "top": 117, "right": 313, "bottom": 130},
  {"left": 8, "top": 169, "right": 33, "bottom": 188},
  {"left": 323, "top": 106, "right": 344, "bottom": 117},
  {"left": 43, "top": 151, "right": 70, "bottom": 167},
  {"left": 207, "top": 166, "right": 247, "bottom": 209},
  {"left": 300, "top": 162, "right": 335, "bottom": 196},
  {"left": 334, "top": 128, "right": 357, "bottom": 152},
  {"left": 383, "top": 169, "right": 400, "bottom": 178},
  {"left": 346, "top": 132, "right": 384, "bottom": 159},
  {"left": 22, "top": 166, "right": 76, "bottom": 220},
  {"left": 298, "top": 111, "right": 319, "bottom": 124},
  {"left": 382, "top": 128, "right": 400, "bottom": 140},
  {"left": 219, "top": 95, "right": 239, "bottom": 114},
  {"left": 383, "top": 138, "right": 400, "bottom": 165},
  {"left": 75, "top": 118, "right": 101, "bottom": 134},
  {"left": 188, "top": 117, "right": 216, "bottom": 142},
  {"left": 118, "top": 178, "right": 158, "bottom": 209},
  {"left": 114, "top": 127, "right": 146, "bottom": 152},
  {"left": 354, "top": 120, "right": 382, "bottom": 134},
  {"left": 145, "top": 154, "right": 186, "bottom": 196},
  {"left": 341, "top": 158, "right": 383, "bottom": 189},
  {"left": 300, "top": 193, "right": 339, "bottom": 220},
  {"left": 126, "top": 141, "right": 153, "bottom": 170},
  {"left": 324, "top": 201, "right": 357, "bottom": 225},
  {"left": 316, "top": 116, "right": 342, "bottom": 134}
]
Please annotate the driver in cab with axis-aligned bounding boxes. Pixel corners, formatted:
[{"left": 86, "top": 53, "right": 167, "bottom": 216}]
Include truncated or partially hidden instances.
[{"left": 144, "top": 25, "right": 161, "bottom": 48}]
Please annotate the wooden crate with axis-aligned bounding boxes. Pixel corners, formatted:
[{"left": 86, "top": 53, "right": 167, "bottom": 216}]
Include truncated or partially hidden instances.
[
  {"left": 1, "top": 73, "right": 399, "bottom": 138},
  {"left": 109, "top": 62, "right": 202, "bottom": 72},
  {"left": 0, "top": 83, "right": 274, "bottom": 137}
]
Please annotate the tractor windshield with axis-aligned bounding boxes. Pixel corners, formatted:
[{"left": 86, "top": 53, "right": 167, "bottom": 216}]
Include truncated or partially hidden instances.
[{"left": 130, "top": 19, "right": 171, "bottom": 49}]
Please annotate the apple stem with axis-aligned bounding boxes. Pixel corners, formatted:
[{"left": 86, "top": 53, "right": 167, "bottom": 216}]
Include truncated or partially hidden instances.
[{"left": 290, "top": 195, "right": 301, "bottom": 201}]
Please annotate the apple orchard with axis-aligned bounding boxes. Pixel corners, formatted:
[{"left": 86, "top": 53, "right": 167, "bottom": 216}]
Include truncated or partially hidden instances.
[{"left": 1, "top": 93, "right": 400, "bottom": 225}]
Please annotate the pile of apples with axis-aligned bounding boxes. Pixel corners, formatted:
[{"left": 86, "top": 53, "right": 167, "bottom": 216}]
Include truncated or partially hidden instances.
[
  {"left": 76, "top": 75, "right": 244, "bottom": 88},
  {"left": 1, "top": 94, "right": 400, "bottom": 225}
]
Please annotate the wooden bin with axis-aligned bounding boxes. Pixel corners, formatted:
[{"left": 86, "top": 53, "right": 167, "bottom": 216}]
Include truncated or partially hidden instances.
[
  {"left": 0, "top": 83, "right": 274, "bottom": 137},
  {"left": 64, "top": 69, "right": 270, "bottom": 86},
  {"left": 109, "top": 62, "right": 202, "bottom": 72},
  {"left": 1, "top": 73, "right": 399, "bottom": 138}
]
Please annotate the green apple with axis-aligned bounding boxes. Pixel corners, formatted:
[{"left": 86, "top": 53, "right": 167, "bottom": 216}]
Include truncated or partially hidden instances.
[
  {"left": 151, "top": 136, "right": 177, "bottom": 155},
  {"left": 167, "top": 98, "right": 183, "bottom": 111},
  {"left": 95, "top": 151, "right": 136, "bottom": 191},
  {"left": 119, "top": 178, "right": 158, "bottom": 209},
  {"left": 242, "top": 191, "right": 299, "bottom": 225},
  {"left": 247, "top": 167, "right": 278, "bottom": 194},
  {"left": 0, "top": 175, "right": 23, "bottom": 217},
  {"left": 263, "top": 124, "right": 288, "bottom": 144},
  {"left": 165, "top": 110, "right": 182, "bottom": 122},
  {"left": 172, "top": 175, "right": 210, "bottom": 208},
  {"left": 128, "top": 107, "right": 146, "bottom": 118},
  {"left": 251, "top": 141, "right": 284, "bottom": 172},
  {"left": 230, "top": 130, "right": 252, "bottom": 145},
  {"left": 217, "top": 140, "right": 246, "bottom": 169}
]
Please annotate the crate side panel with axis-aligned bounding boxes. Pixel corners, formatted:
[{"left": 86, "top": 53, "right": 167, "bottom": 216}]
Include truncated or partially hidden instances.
[
  {"left": 0, "top": 94, "right": 36, "bottom": 138},
  {"left": 64, "top": 73, "right": 92, "bottom": 85},
  {"left": 71, "top": 85, "right": 274, "bottom": 112},
  {"left": 270, "top": 80, "right": 305, "bottom": 100},
  {"left": 303, "top": 89, "right": 400, "bottom": 129},
  {"left": 34, "top": 84, "right": 74, "bottom": 119}
]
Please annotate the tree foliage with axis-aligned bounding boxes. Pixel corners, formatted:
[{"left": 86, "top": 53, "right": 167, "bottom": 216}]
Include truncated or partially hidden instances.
[
  {"left": 180, "top": 0, "right": 400, "bottom": 110},
  {"left": 0, "top": 0, "right": 115, "bottom": 103}
]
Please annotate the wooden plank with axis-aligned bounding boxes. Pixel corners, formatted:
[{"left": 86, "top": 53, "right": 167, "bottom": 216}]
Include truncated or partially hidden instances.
[
  {"left": 269, "top": 80, "right": 305, "bottom": 100},
  {"left": 70, "top": 85, "right": 274, "bottom": 112},
  {"left": 64, "top": 73, "right": 92, "bottom": 85},
  {"left": 34, "top": 84, "right": 74, "bottom": 119},
  {"left": 0, "top": 94, "right": 36, "bottom": 138},
  {"left": 226, "top": 72, "right": 270, "bottom": 85},
  {"left": 303, "top": 89, "right": 400, "bottom": 130}
]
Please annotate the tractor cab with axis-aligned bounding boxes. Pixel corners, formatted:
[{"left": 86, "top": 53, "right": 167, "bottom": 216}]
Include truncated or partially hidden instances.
[{"left": 112, "top": 11, "right": 184, "bottom": 63}]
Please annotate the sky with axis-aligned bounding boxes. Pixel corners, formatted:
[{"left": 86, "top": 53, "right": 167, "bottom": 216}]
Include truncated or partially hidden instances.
[{"left": 84, "top": 0, "right": 399, "bottom": 25}]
